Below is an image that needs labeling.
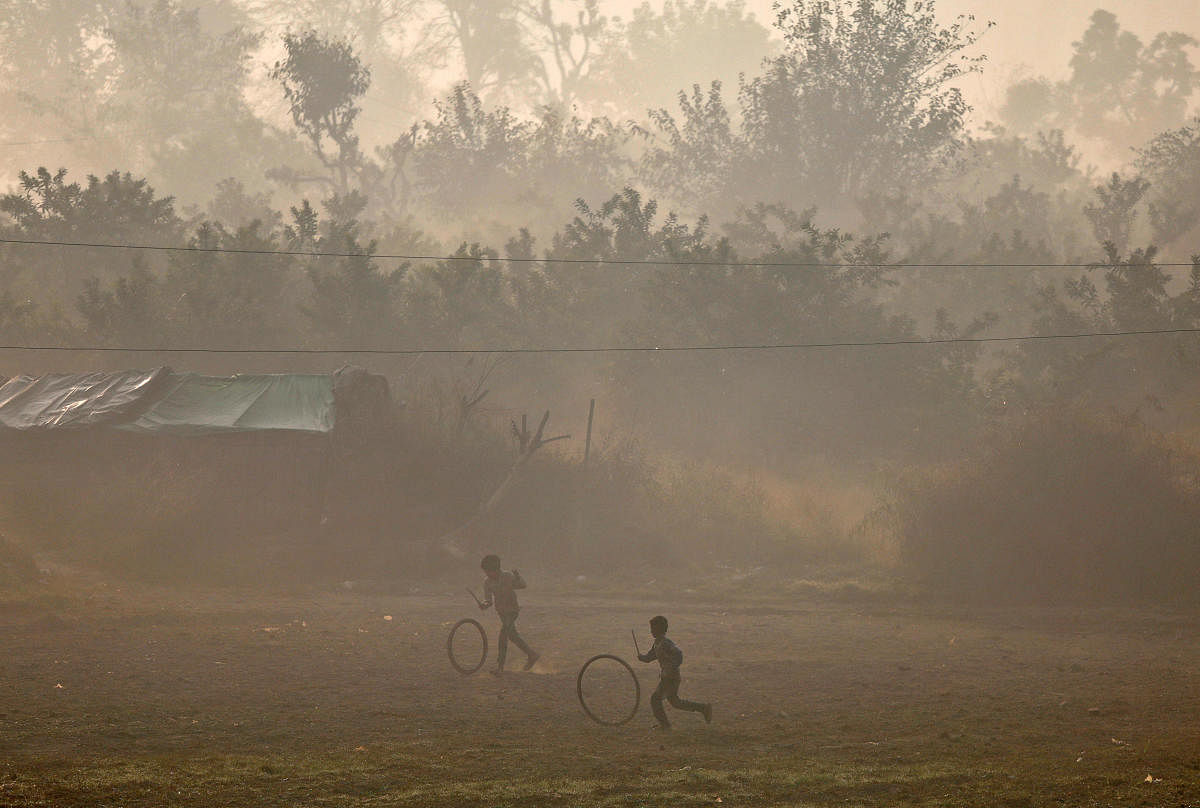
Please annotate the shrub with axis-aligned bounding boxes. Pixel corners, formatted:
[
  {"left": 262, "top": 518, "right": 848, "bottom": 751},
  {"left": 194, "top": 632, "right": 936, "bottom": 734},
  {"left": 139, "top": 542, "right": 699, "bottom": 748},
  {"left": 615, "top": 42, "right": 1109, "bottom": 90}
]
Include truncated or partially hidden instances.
[{"left": 895, "top": 410, "right": 1200, "bottom": 604}]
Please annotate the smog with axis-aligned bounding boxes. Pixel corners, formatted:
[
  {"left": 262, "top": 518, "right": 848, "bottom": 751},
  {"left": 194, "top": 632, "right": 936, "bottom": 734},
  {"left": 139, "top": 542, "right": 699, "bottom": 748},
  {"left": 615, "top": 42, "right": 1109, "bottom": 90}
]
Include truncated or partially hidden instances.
[{"left": 1, "top": 0, "right": 1198, "bottom": 804}]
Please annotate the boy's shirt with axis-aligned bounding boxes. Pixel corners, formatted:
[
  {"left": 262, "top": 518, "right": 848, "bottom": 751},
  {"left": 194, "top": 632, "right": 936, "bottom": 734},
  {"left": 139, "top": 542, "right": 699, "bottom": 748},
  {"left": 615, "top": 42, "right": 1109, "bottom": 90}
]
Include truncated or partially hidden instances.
[
  {"left": 639, "top": 636, "right": 683, "bottom": 680},
  {"left": 482, "top": 570, "right": 525, "bottom": 615}
]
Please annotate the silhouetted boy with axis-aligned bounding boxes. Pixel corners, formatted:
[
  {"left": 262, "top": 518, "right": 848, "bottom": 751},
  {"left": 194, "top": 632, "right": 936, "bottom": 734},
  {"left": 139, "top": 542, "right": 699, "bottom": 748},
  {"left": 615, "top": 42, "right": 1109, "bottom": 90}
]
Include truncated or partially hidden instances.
[
  {"left": 479, "top": 554, "right": 539, "bottom": 673},
  {"left": 637, "top": 615, "right": 712, "bottom": 729}
]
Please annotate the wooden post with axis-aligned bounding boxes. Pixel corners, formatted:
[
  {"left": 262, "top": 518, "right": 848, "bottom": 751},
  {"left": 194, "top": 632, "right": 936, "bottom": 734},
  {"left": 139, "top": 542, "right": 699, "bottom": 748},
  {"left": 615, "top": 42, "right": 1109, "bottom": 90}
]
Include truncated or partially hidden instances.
[
  {"left": 575, "top": 398, "right": 597, "bottom": 563},
  {"left": 583, "top": 398, "right": 595, "bottom": 465}
]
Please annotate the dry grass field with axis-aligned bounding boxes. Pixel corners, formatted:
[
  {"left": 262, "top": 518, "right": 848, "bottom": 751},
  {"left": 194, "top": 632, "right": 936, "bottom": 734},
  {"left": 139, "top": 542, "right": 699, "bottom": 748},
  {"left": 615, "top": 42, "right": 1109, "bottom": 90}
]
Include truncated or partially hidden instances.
[{"left": 2, "top": 574, "right": 1199, "bottom": 807}]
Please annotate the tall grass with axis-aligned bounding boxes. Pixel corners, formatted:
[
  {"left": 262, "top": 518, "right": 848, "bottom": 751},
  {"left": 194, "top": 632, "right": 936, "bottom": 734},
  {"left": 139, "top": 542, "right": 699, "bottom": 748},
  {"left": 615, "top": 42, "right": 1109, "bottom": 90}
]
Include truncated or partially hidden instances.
[{"left": 894, "top": 410, "right": 1200, "bottom": 604}]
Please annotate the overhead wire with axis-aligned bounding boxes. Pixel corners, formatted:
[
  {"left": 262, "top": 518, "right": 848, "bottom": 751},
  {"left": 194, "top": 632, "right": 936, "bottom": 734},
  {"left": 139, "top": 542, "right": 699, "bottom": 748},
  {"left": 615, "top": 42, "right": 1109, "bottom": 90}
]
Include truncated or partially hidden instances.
[
  {"left": 0, "top": 237, "right": 1196, "bottom": 269},
  {"left": 0, "top": 135, "right": 116, "bottom": 147},
  {"left": 2, "top": 236, "right": 1197, "bottom": 355},
  {"left": 1, "top": 327, "right": 1199, "bottom": 355}
]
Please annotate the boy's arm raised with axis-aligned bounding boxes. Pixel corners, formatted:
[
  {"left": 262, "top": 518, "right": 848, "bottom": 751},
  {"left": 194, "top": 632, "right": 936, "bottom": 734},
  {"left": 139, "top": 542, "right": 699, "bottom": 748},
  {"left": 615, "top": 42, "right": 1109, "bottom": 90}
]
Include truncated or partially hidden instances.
[{"left": 511, "top": 569, "right": 527, "bottom": 589}]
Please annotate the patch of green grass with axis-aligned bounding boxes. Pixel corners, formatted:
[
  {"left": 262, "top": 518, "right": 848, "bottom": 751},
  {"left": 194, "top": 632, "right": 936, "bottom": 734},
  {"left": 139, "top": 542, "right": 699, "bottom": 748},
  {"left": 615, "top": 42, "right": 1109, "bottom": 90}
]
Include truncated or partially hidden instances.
[{"left": 3, "top": 749, "right": 1098, "bottom": 808}]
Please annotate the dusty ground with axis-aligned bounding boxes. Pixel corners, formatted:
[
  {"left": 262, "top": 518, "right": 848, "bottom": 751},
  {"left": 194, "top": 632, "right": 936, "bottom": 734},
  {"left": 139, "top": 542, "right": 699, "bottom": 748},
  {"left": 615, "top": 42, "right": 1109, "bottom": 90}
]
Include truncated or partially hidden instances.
[{"left": 1, "top": 577, "right": 1199, "bottom": 807}]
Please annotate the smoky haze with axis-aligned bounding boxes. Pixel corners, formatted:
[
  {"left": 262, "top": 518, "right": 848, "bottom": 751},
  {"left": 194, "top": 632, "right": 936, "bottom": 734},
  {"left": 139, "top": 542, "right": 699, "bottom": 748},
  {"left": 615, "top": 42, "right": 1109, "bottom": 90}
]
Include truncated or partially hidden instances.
[
  {"left": 6, "top": 5, "right": 1200, "bottom": 806},
  {"left": 1, "top": 0, "right": 1200, "bottom": 605}
]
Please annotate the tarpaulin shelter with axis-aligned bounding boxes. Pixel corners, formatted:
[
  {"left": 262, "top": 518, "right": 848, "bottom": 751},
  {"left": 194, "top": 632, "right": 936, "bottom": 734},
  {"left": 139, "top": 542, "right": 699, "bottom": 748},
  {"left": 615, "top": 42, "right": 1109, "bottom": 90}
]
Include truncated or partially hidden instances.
[
  {"left": 0, "top": 367, "right": 395, "bottom": 572},
  {"left": 0, "top": 368, "right": 348, "bottom": 435},
  {"left": 0, "top": 365, "right": 393, "bottom": 437},
  {"left": 0, "top": 368, "right": 172, "bottom": 431}
]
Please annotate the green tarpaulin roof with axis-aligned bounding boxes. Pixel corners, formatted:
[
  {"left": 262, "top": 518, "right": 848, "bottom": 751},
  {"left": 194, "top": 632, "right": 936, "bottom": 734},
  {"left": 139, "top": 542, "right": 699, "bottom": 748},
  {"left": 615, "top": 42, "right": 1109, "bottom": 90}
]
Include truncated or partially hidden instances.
[{"left": 120, "top": 373, "right": 334, "bottom": 435}]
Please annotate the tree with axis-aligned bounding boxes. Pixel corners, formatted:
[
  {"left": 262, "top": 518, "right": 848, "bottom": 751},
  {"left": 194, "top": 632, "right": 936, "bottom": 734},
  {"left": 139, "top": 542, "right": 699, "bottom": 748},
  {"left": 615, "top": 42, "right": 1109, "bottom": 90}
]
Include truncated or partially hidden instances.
[
  {"left": 289, "top": 194, "right": 409, "bottom": 347},
  {"left": 522, "top": 106, "right": 633, "bottom": 213},
  {"left": 271, "top": 31, "right": 372, "bottom": 197},
  {"left": 997, "top": 76, "right": 1058, "bottom": 135},
  {"left": 403, "top": 243, "right": 519, "bottom": 346},
  {"left": 522, "top": 0, "right": 606, "bottom": 109},
  {"left": 0, "top": 167, "right": 179, "bottom": 241},
  {"left": 0, "top": 167, "right": 182, "bottom": 311},
  {"left": 270, "top": 31, "right": 417, "bottom": 221},
  {"left": 0, "top": 288, "right": 49, "bottom": 345},
  {"left": 0, "top": 0, "right": 114, "bottom": 169},
  {"left": 424, "top": 0, "right": 540, "bottom": 102},
  {"left": 162, "top": 220, "right": 298, "bottom": 348},
  {"left": 583, "top": 0, "right": 773, "bottom": 119},
  {"left": 1065, "top": 11, "right": 1199, "bottom": 155},
  {"left": 0, "top": 0, "right": 277, "bottom": 196},
  {"left": 642, "top": 81, "right": 740, "bottom": 215},
  {"left": 1005, "top": 245, "right": 1200, "bottom": 414},
  {"left": 412, "top": 83, "right": 532, "bottom": 217},
  {"left": 249, "top": 0, "right": 417, "bottom": 63},
  {"left": 512, "top": 188, "right": 991, "bottom": 465},
  {"left": 244, "top": 0, "right": 429, "bottom": 124},
  {"left": 1083, "top": 172, "right": 1150, "bottom": 255},
  {"left": 1137, "top": 117, "right": 1200, "bottom": 250},
  {"left": 206, "top": 177, "right": 282, "bottom": 231},
  {"left": 100, "top": 0, "right": 274, "bottom": 199},
  {"left": 736, "top": 0, "right": 989, "bottom": 210},
  {"left": 409, "top": 84, "right": 631, "bottom": 229},
  {"left": 76, "top": 260, "right": 164, "bottom": 346},
  {"left": 999, "top": 11, "right": 1199, "bottom": 159}
]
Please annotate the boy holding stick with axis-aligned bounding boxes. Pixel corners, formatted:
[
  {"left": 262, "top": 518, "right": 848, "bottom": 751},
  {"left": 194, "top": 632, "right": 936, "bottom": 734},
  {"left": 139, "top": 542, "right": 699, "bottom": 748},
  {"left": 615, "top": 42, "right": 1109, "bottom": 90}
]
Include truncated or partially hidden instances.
[
  {"left": 636, "top": 615, "right": 712, "bottom": 729},
  {"left": 476, "top": 554, "right": 539, "bottom": 674}
]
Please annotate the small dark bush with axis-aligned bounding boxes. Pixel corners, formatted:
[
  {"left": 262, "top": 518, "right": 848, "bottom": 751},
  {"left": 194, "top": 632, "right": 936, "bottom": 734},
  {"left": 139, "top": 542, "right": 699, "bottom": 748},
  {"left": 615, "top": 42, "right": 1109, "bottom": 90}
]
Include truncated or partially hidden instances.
[{"left": 896, "top": 411, "right": 1200, "bottom": 604}]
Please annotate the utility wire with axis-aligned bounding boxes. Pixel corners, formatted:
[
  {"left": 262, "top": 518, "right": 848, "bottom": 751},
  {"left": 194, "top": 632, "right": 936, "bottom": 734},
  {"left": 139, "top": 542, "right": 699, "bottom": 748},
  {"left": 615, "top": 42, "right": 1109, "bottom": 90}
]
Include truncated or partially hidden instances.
[
  {"left": 2, "top": 327, "right": 1198, "bottom": 355},
  {"left": 0, "top": 135, "right": 114, "bottom": 147},
  {"left": 0, "top": 237, "right": 1195, "bottom": 269}
]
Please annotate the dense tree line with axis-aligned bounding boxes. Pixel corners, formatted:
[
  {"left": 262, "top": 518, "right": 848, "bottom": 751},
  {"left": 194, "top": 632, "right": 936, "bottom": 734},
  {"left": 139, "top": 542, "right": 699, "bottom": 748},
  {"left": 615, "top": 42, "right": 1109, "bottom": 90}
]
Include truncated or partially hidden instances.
[{"left": 2, "top": 0, "right": 1199, "bottom": 472}]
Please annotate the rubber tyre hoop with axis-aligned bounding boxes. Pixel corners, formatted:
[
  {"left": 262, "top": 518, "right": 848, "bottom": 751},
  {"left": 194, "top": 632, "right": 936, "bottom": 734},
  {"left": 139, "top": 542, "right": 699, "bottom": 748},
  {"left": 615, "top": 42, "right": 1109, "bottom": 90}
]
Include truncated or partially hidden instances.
[
  {"left": 447, "top": 618, "right": 488, "bottom": 675},
  {"left": 576, "top": 654, "right": 641, "bottom": 726}
]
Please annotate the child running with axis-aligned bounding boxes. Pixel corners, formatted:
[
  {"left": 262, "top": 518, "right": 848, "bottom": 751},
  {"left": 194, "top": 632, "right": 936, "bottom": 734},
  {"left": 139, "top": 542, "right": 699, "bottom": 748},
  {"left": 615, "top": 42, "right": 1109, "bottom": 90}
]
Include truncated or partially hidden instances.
[
  {"left": 637, "top": 615, "right": 712, "bottom": 729},
  {"left": 478, "top": 554, "right": 539, "bottom": 674}
]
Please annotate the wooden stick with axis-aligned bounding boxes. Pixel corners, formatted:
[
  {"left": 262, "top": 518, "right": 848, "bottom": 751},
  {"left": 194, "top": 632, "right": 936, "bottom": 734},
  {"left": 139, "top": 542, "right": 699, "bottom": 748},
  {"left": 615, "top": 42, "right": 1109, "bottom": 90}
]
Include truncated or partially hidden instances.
[
  {"left": 583, "top": 398, "right": 595, "bottom": 464},
  {"left": 466, "top": 588, "right": 484, "bottom": 608},
  {"left": 632, "top": 629, "right": 641, "bottom": 656}
]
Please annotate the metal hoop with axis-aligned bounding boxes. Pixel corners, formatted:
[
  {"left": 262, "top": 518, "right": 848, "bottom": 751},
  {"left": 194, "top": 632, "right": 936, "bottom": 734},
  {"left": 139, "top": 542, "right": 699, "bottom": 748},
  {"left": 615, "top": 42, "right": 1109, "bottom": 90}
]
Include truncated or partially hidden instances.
[
  {"left": 447, "top": 618, "right": 488, "bottom": 675},
  {"left": 576, "top": 654, "right": 641, "bottom": 726}
]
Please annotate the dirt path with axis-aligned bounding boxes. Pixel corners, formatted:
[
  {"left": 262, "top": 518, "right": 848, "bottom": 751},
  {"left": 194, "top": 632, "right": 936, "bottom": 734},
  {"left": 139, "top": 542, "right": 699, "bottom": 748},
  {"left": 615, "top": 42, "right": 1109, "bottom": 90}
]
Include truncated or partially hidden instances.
[{"left": 2, "top": 584, "right": 1199, "bottom": 806}]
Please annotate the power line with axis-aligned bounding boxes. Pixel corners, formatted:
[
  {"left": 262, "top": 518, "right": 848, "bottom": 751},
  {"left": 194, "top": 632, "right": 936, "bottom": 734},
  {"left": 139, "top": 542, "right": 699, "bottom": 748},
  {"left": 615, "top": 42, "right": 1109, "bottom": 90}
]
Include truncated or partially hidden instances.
[
  {"left": 2, "top": 327, "right": 1198, "bottom": 355},
  {"left": 0, "top": 115, "right": 281, "bottom": 148},
  {"left": 0, "top": 135, "right": 113, "bottom": 147},
  {"left": 0, "top": 237, "right": 1195, "bottom": 269}
]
